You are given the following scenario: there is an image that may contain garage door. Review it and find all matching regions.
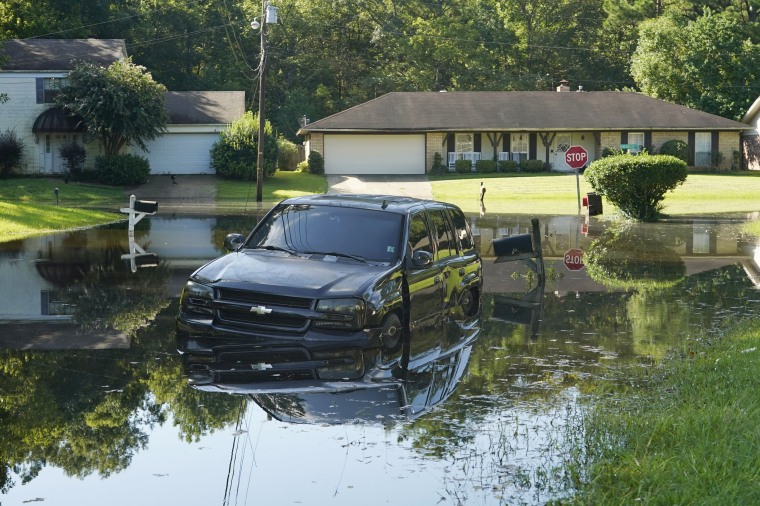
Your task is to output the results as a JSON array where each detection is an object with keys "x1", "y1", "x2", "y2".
[
  {"x1": 137, "y1": 133, "x2": 220, "y2": 175},
  {"x1": 324, "y1": 134, "x2": 425, "y2": 175}
]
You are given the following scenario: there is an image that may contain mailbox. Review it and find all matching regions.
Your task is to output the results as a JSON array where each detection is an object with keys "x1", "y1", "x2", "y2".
[
  {"x1": 133, "y1": 200, "x2": 158, "y2": 214},
  {"x1": 133, "y1": 253, "x2": 159, "y2": 268}
]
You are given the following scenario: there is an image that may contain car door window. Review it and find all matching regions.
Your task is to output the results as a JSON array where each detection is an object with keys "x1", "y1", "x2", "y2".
[
  {"x1": 429, "y1": 209, "x2": 456, "y2": 259},
  {"x1": 408, "y1": 213, "x2": 433, "y2": 256},
  {"x1": 449, "y1": 208, "x2": 474, "y2": 252}
]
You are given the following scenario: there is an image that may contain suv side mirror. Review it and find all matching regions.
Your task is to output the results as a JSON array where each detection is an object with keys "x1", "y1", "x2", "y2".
[
  {"x1": 224, "y1": 233, "x2": 246, "y2": 251},
  {"x1": 411, "y1": 250, "x2": 433, "y2": 267}
]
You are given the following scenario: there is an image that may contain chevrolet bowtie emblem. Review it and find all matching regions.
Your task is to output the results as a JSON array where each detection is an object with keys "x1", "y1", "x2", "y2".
[{"x1": 250, "y1": 305, "x2": 273, "y2": 315}]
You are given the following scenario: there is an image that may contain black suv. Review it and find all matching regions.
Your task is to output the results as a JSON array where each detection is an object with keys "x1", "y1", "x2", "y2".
[{"x1": 176, "y1": 194, "x2": 481, "y2": 354}]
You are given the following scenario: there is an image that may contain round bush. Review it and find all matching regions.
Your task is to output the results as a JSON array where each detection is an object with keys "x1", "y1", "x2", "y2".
[
  {"x1": 211, "y1": 111, "x2": 278, "y2": 180},
  {"x1": 498, "y1": 160, "x2": 518, "y2": 172},
  {"x1": 658, "y1": 139, "x2": 690, "y2": 164},
  {"x1": 584, "y1": 154, "x2": 687, "y2": 221},
  {"x1": 307, "y1": 151, "x2": 324, "y2": 175},
  {"x1": 455, "y1": 159, "x2": 472, "y2": 173},
  {"x1": 94, "y1": 154, "x2": 150, "y2": 185}
]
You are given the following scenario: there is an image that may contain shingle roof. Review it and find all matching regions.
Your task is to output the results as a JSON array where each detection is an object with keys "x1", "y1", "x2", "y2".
[
  {"x1": 0, "y1": 39, "x2": 128, "y2": 71},
  {"x1": 165, "y1": 91, "x2": 245, "y2": 125},
  {"x1": 299, "y1": 91, "x2": 749, "y2": 133}
]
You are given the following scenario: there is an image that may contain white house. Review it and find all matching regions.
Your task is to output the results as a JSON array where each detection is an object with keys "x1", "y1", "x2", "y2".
[{"x1": 0, "y1": 39, "x2": 244, "y2": 175}]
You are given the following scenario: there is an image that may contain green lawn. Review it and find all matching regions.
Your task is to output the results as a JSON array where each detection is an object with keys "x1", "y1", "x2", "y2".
[
  {"x1": 215, "y1": 171, "x2": 328, "y2": 203},
  {"x1": 430, "y1": 171, "x2": 760, "y2": 215}
]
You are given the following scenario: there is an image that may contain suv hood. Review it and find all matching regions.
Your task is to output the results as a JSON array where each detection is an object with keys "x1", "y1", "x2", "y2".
[{"x1": 192, "y1": 250, "x2": 396, "y2": 298}]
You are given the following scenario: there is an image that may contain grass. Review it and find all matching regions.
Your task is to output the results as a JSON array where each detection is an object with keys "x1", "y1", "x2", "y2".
[
  {"x1": 0, "y1": 201, "x2": 121, "y2": 242},
  {"x1": 0, "y1": 177, "x2": 124, "y2": 205},
  {"x1": 215, "y1": 171, "x2": 328, "y2": 203},
  {"x1": 566, "y1": 319, "x2": 760, "y2": 505},
  {"x1": 430, "y1": 171, "x2": 760, "y2": 215}
]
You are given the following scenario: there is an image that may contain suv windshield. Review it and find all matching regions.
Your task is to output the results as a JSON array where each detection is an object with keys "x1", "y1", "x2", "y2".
[{"x1": 246, "y1": 204, "x2": 404, "y2": 264}]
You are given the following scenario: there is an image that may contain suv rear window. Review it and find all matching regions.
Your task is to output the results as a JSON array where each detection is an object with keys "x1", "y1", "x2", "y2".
[{"x1": 246, "y1": 204, "x2": 403, "y2": 263}]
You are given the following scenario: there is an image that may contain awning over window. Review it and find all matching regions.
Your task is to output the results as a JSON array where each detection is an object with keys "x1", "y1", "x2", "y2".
[{"x1": 32, "y1": 106, "x2": 85, "y2": 133}]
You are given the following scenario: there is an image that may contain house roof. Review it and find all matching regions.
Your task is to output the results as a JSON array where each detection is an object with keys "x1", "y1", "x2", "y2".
[
  {"x1": 165, "y1": 91, "x2": 245, "y2": 125},
  {"x1": 298, "y1": 91, "x2": 750, "y2": 134},
  {"x1": 0, "y1": 39, "x2": 128, "y2": 71}
]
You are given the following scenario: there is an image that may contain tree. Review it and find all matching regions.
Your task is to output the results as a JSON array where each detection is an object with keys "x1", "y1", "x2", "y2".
[
  {"x1": 56, "y1": 58, "x2": 168, "y2": 156},
  {"x1": 631, "y1": 10, "x2": 760, "y2": 120},
  {"x1": 584, "y1": 153, "x2": 688, "y2": 221}
]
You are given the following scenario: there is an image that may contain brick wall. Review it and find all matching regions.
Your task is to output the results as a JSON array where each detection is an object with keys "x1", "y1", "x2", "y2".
[{"x1": 425, "y1": 132, "x2": 445, "y2": 173}]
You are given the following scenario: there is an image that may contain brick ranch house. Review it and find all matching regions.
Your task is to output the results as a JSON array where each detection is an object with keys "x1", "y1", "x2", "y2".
[
  {"x1": 298, "y1": 84, "x2": 751, "y2": 175},
  {"x1": 0, "y1": 39, "x2": 244, "y2": 175}
]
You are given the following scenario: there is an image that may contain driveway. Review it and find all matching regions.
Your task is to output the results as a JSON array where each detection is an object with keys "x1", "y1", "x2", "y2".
[{"x1": 327, "y1": 175, "x2": 433, "y2": 199}]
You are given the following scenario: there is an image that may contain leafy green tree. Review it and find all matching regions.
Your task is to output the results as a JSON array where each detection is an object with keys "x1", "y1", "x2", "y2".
[
  {"x1": 631, "y1": 10, "x2": 760, "y2": 119},
  {"x1": 584, "y1": 153, "x2": 688, "y2": 221},
  {"x1": 210, "y1": 110, "x2": 277, "y2": 179},
  {"x1": 56, "y1": 58, "x2": 168, "y2": 156}
]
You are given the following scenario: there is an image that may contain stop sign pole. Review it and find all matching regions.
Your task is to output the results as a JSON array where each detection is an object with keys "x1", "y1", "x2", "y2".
[{"x1": 565, "y1": 146, "x2": 588, "y2": 212}]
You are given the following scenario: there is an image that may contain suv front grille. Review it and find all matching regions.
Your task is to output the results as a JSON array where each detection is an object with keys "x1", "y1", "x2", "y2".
[
  {"x1": 218, "y1": 309, "x2": 309, "y2": 330},
  {"x1": 218, "y1": 288, "x2": 312, "y2": 309}
]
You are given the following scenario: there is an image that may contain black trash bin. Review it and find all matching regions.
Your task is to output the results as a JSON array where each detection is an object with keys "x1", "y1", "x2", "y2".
[{"x1": 586, "y1": 192, "x2": 603, "y2": 216}]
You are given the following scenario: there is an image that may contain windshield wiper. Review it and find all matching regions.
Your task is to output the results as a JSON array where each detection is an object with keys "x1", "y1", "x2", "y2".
[
  {"x1": 302, "y1": 251, "x2": 368, "y2": 263},
  {"x1": 249, "y1": 245, "x2": 298, "y2": 255}
]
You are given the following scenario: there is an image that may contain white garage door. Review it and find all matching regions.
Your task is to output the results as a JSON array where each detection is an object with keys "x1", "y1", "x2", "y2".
[
  {"x1": 324, "y1": 134, "x2": 425, "y2": 175},
  {"x1": 138, "y1": 133, "x2": 219, "y2": 175}
]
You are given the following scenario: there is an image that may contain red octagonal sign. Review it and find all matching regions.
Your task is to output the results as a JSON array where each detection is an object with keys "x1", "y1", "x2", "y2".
[
  {"x1": 564, "y1": 248, "x2": 585, "y2": 271},
  {"x1": 565, "y1": 145, "x2": 588, "y2": 170}
]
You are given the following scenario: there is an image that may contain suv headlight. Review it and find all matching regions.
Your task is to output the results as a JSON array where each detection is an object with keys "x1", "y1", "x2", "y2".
[
  {"x1": 314, "y1": 298, "x2": 366, "y2": 330},
  {"x1": 181, "y1": 281, "x2": 214, "y2": 315}
]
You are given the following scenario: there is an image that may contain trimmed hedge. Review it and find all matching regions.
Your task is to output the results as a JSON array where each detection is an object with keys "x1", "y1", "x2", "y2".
[
  {"x1": 584, "y1": 154, "x2": 687, "y2": 221},
  {"x1": 658, "y1": 139, "x2": 690, "y2": 164},
  {"x1": 520, "y1": 159, "x2": 544, "y2": 172},
  {"x1": 94, "y1": 154, "x2": 150, "y2": 185},
  {"x1": 307, "y1": 151, "x2": 324, "y2": 175},
  {"x1": 498, "y1": 159, "x2": 518, "y2": 172},
  {"x1": 476, "y1": 159, "x2": 497, "y2": 173},
  {"x1": 430, "y1": 152, "x2": 448, "y2": 175},
  {"x1": 455, "y1": 159, "x2": 472, "y2": 173}
]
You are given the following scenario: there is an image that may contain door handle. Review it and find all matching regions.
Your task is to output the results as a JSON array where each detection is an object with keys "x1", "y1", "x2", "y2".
[
  {"x1": 459, "y1": 268, "x2": 465, "y2": 276},
  {"x1": 434, "y1": 276, "x2": 441, "y2": 284}
]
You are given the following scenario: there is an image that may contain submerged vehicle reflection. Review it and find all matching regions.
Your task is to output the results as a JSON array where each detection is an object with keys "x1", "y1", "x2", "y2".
[{"x1": 179, "y1": 317, "x2": 481, "y2": 423}]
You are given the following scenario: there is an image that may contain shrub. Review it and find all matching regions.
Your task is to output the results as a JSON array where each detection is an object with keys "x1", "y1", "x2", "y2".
[
  {"x1": 601, "y1": 146, "x2": 623, "y2": 158},
  {"x1": 476, "y1": 159, "x2": 497, "y2": 173},
  {"x1": 307, "y1": 151, "x2": 324, "y2": 175},
  {"x1": 658, "y1": 139, "x2": 689, "y2": 164},
  {"x1": 498, "y1": 159, "x2": 518, "y2": 172},
  {"x1": 277, "y1": 136, "x2": 301, "y2": 171},
  {"x1": 0, "y1": 130, "x2": 24, "y2": 178},
  {"x1": 59, "y1": 142, "x2": 87, "y2": 178},
  {"x1": 297, "y1": 160, "x2": 309, "y2": 173},
  {"x1": 520, "y1": 159, "x2": 544, "y2": 172},
  {"x1": 430, "y1": 152, "x2": 448, "y2": 175},
  {"x1": 584, "y1": 153, "x2": 687, "y2": 221},
  {"x1": 94, "y1": 154, "x2": 150, "y2": 185},
  {"x1": 455, "y1": 159, "x2": 472, "y2": 173},
  {"x1": 211, "y1": 111, "x2": 278, "y2": 180}
]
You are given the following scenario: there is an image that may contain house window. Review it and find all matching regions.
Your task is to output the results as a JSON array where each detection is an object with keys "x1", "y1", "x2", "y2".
[
  {"x1": 38, "y1": 77, "x2": 68, "y2": 104},
  {"x1": 628, "y1": 132, "x2": 644, "y2": 154},
  {"x1": 695, "y1": 132, "x2": 711, "y2": 166},
  {"x1": 455, "y1": 133, "x2": 473, "y2": 152},
  {"x1": 511, "y1": 134, "x2": 528, "y2": 162}
]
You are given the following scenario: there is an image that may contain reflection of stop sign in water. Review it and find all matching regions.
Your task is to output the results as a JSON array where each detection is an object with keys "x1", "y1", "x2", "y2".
[
  {"x1": 565, "y1": 146, "x2": 588, "y2": 170},
  {"x1": 564, "y1": 248, "x2": 584, "y2": 271}
]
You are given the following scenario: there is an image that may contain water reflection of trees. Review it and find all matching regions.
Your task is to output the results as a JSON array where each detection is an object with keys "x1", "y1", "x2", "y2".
[{"x1": 0, "y1": 301, "x2": 240, "y2": 494}]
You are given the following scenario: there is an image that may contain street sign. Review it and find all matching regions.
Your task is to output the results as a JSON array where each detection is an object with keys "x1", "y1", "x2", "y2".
[
  {"x1": 565, "y1": 145, "x2": 588, "y2": 170},
  {"x1": 563, "y1": 248, "x2": 584, "y2": 271}
]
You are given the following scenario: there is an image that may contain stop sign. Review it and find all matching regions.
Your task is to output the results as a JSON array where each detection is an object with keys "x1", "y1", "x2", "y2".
[
  {"x1": 565, "y1": 146, "x2": 588, "y2": 170},
  {"x1": 564, "y1": 248, "x2": 584, "y2": 271}
]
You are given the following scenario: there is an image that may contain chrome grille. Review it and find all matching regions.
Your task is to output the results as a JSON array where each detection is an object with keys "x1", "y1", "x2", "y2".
[{"x1": 218, "y1": 309, "x2": 308, "y2": 330}]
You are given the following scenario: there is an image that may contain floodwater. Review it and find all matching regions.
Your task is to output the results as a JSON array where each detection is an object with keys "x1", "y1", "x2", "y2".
[{"x1": 1, "y1": 212, "x2": 759, "y2": 505}]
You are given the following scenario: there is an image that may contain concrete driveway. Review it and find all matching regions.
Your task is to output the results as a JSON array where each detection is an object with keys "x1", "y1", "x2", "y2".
[{"x1": 327, "y1": 175, "x2": 433, "y2": 199}]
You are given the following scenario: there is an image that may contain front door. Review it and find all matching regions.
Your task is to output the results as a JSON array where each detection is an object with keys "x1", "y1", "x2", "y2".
[{"x1": 39, "y1": 134, "x2": 72, "y2": 173}]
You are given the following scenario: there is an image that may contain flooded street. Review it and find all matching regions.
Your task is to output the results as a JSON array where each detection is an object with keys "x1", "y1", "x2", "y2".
[{"x1": 1, "y1": 212, "x2": 759, "y2": 505}]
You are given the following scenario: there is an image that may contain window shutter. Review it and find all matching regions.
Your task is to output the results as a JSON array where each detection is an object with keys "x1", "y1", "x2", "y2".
[
  {"x1": 474, "y1": 133, "x2": 481, "y2": 152},
  {"x1": 529, "y1": 133, "x2": 537, "y2": 159},
  {"x1": 447, "y1": 133, "x2": 454, "y2": 154},
  {"x1": 36, "y1": 78, "x2": 44, "y2": 104},
  {"x1": 502, "y1": 133, "x2": 510, "y2": 153},
  {"x1": 644, "y1": 132, "x2": 652, "y2": 152},
  {"x1": 620, "y1": 132, "x2": 628, "y2": 145},
  {"x1": 688, "y1": 131, "x2": 695, "y2": 165},
  {"x1": 711, "y1": 131, "x2": 719, "y2": 159}
]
